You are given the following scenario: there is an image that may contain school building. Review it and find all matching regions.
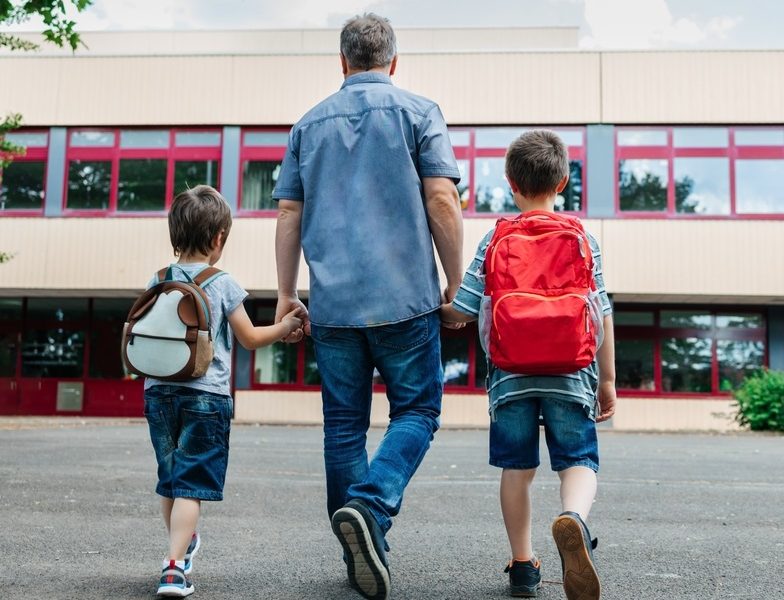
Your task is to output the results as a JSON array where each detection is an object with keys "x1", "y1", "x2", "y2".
[{"x1": 1, "y1": 28, "x2": 782, "y2": 431}]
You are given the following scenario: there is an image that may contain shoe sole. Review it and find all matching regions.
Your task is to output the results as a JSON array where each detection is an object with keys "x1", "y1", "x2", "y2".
[
  {"x1": 510, "y1": 582, "x2": 541, "y2": 597},
  {"x1": 157, "y1": 584, "x2": 194, "y2": 597},
  {"x1": 184, "y1": 534, "x2": 200, "y2": 575},
  {"x1": 552, "y1": 515, "x2": 601, "y2": 600},
  {"x1": 332, "y1": 507, "x2": 390, "y2": 600}
]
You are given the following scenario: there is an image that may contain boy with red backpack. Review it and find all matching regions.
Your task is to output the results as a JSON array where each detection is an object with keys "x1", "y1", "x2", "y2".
[
  {"x1": 127, "y1": 185, "x2": 304, "y2": 597},
  {"x1": 440, "y1": 130, "x2": 616, "y2": 600}
]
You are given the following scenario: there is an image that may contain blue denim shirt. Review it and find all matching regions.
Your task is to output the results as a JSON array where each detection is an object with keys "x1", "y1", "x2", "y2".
[{"x1": 272, "y1": 72, "x2": 461, "y2": 327}]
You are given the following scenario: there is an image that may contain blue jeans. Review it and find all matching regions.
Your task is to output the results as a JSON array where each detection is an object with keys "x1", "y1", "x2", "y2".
[{"x1": 310, "y1": 311, "x2": 443, "y2": 534}]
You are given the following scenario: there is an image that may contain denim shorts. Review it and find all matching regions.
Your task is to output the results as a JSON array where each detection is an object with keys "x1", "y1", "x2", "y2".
[
  {"x1": 144, "y1": 385, "x2": 233, "y2": 501},
  {"x1": 489, "y1": 397, "x2": 599, "y2": 472}
]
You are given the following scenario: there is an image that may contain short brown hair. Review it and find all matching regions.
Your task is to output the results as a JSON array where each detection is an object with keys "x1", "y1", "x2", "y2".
[
  {"x1": 505, "y1": 130, "x2": 569, "y2": 198},
  {"x1": 168, "y1": 185, "x2": 232, "y2": 257},
  {"x1": 340, "y1": 13, "x2": 396, "y2": 70}
]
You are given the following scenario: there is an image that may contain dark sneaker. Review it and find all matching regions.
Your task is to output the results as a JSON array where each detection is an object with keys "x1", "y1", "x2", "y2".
[
  {"x1": 551, "y1": 511, "x2": 600, "y2": 600},
  {"x1": 504, "y1": 557, "x2": 542, "y2": 597},
  {"x1": 157, "y1": 560, "x2": 194, "y2": 597},
  {"x1": 331, "y1": 499, "x2": 390, "y2": 600},
  {"x1": 183, "y1": 532, "x2": 200, "y2": 575}
]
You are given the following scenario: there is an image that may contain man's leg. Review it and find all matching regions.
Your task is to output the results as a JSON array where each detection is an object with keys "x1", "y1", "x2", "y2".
[{"x1": 311, "y1": 324, "x2": 375, "y2": 519}]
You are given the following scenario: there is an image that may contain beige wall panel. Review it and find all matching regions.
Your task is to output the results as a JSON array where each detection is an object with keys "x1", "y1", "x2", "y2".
[
  {"x1": 395, "y1": 53, "x2": 601, "y2": 125},
  {"x1": 0, "y1": 59, "x2": 62, "y2": 125},
  {"x1": 602, "y1": 52, "x2": 784, "y2": 123},
  {"x1": 601, "y1": 220, "x2": 784, "y2": 298},
  {"x1": 613, "y1": 398, "x2": 739, "y2": 432}
]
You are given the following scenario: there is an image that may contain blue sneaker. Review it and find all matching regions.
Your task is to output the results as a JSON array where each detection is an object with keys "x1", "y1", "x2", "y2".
[
  {"x1": 331, "y1": 499, "x2": 390, "y2": 600},
  {"x1": 552, "y1": 512, "x2": 600, "y2": 600},
  {"x1": 157, "y1": 560, "x2": 194, "y2": 597},
  {"x1": 504, "y1": 557, "x2": 542, "y2": 597},
  {"x1": 184, "y1": 532, "x2": 200, "y2": 575}
]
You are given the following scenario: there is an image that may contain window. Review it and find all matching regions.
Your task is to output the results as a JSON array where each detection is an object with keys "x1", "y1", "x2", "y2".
[
  {"x1": 64, "y1": 129, "x2": 221, "y2": 214},
  {"x1": 90, "y1": 299, "x2": 134, "y2": 379},
  {"x1": 616, "y1": 126, "x2": 784, "y2": 217},
  {"x1": 0, "y1": 131, "x2": 48, "y2": 213},
  {"x1": 615, "y1": 306, "x2": 767, "y2": 396},
  {"x1": 239, "y1": 130, "x2": 288, "y2": 213}
]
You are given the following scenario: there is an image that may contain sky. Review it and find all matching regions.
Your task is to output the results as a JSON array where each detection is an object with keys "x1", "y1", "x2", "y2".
[{"x1": 3, "y1": 0, "x2": 783, "y2": 50}]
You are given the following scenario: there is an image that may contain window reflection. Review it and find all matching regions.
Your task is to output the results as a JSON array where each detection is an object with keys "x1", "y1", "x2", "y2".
[
  {"x1": 717, "y1": 340, "x2": 764, "y2": 392},
  {"x1": 616, "y1": 339, "x2": 655, "y2": 391},
  {"x1": 674, "y1": 158, "x2": 730, "y2": 215},
  {"x1": 660, "y1": 311, "x2": 711, "y2": 329},
  {"x1": 0, "y1": 332, "x2": 17, "y2": 377},
  {"x1": 715, "y1": 314, "x2": 763, "y2": 329},
  {"x1": 442, "y1": 335, "x2": 469, "y2": 386},
  {"x1": 90, "y1": 299, "x2": 134, "y2": 379},
  {"x1": 673, "y1": 127, "x2": 728, "y2": 148},
  {"x1": 614, "y1": 311, "x2": 654, "y2": 326},
  {"x1": 174, "y1": 161, "x2": 219, "y2": 195},
  {"x1": 118, "y1": 159, "x2": 167, "y2": 211},
  {"x1": 661, "y1": 337, "x2": 712, "y2": 393},
  {"x1": 67, "y1": 160, "x2": 111, "y2": 210},
  {"x1": 242, "y1": 161, "x2": 281, "y2": 210},
  {"x1": 0, "y1": 161, "x2": 45, "y2": 211},
  {"x1": 22, "y1": 329, "x2": 85, "y2": 378},
  {"x1": 735, "y1": 159, "x2": 784, "y2": 214},
  {"x1": 619, "y1": 159, "x2": 668, "y2": 211},
  {"x1": 456, "y1": 160, "x2": 470, "y2": 209},
  {"x1": 254, "y1": 342, "x2": 297, "y2": 384},
  {"x1": 304, "y1": 337, "x2": 321, "y2": 385}
]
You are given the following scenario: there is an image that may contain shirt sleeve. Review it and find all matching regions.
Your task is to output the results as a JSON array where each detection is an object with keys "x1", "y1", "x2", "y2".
[
  {"x1": 452, "y1": 229, "x2": 494, "y2": 317},
  {"x1": 220, "y1": 274, "x2": 250, "y2": 317},
  {"x1": 271, "y1": 127, "x2": 304, "y2": 201},
  {"x1": 588, "y1": 233, "x2": 613, "y2": 316},
  {"x1": 416, "y1": 104, "x2": 461, "y2": 183}
]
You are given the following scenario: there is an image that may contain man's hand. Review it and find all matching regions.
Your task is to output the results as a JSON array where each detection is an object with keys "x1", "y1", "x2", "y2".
[
  {"x1": 275, "y1": 295, "x2": 310, "y2": 343},
  {"x1": 596, "y1": 380, "x2": 616, "y2": 422}
]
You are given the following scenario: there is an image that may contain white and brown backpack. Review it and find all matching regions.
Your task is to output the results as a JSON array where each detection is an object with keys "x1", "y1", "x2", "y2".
[{"x1": 122, "y1": 265, "x2": 225, "y2": 381}]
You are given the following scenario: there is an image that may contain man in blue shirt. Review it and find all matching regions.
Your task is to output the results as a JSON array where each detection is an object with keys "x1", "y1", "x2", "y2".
[{"x1": 273, "y1": 13, "x2": 463, "y2": 600}]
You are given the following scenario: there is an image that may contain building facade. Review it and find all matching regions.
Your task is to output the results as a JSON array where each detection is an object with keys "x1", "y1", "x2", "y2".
[{"x1": 1, "y1": 30, "x2": 783, "y2": 430}]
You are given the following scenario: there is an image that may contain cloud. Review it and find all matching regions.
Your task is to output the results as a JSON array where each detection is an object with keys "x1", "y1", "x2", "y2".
[{"x1": 580, "y1": 0, "x2": 742, "y2": 49}]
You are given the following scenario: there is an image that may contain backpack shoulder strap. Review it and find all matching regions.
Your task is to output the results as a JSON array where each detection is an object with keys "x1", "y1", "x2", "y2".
[
  {"x1": 156, "y1": 267, "x2": 168, "y2": 284},
  {"x1": 193, "y1": 267, "x2": 225, "y2": 288}
]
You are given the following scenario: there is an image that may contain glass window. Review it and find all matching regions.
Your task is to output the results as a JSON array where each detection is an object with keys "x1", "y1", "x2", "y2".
[
  {"x1": 254, "y1": 342, "x2": 297, "y2": 384},
  {"x1": 456, "y1": 160, "x2": 470, "y2": 209},
  {"x1": 617, "y1": 130, "x2": 667, "y2": 146},
  {"x1": 90, "y1": 299, "x2": 134, "y2": 379},
  {"x1": 734, "y1": 129, "x2": 784, "y2": 146},
  {"x1": 449, "y1": 130, "x2": 470, "y2": 147},
  {"x1": 673, "y1": 127, "x2": 728, "y2": 148},
  {"x1": 120, "y1": 130, "x2": 169, "y2": 149},
  {"x1": 717, "y1": 339, "x2": 765, "y2": 392},
  {"x1": 4, "y1": 132, "x2": 48, "y2": 147},
  {"x1": 557, "y1": 160, "x2": 583, "y2": 212},
  {"x1": 475, "y1": 158, "x2": 514, "y2": 213},
  {"x1": 661, "y1": 337, "x2": 712, "y2": 393},
  {"x1": 27, "y1": 298, "x2": 88, "y2": 321},
  {"x1": 442, "y1": 335, "x2": 469, "y2": 386},
  {"x1": 0, "y1": 161, "x2": 45, "y2": 210},
  {"x1": 0, "y1": 299, "x2": 22, "y2": 321},
  {"x1": 614, "y1": 311, "x2": 655, "y2": 326},
  {"x1": 117, "y1": 159, "x2": 167, "y2": 211},
  {"x1": 735, "y1": 160, "x2": 784, "y2": 214},
  {"x1": 67, "y1": 160, "x2": 111, "y2": 210},
  {"x1": 475, "y1": 128, "x2": 520, "y2": 149},
  {"x1": 616, "y1": 339, "x2": 655, "y2": 391},
  {"x1": 715, "y1": 314, "x2": 763, "y2": 329},
  {"x1": 673, "y1": 157, "x2": 730, "y2": 215},
  {"x1": 174, "y1": 160, "x2": 219, "y2": 195},
  {"x1": 660, "y1": 311, "x2": 711, "y2": 329},
  {"x1": 175, "y1": 132, "x2": 222, "y2": 147},
  {"x1": 242, "y1": 161, "x2": 280, "y2": 211},
  {"x1": 70, "y1": 131, "x2": 115, "y2": 147},
  {"x1": 619, "y1": 159, "x2": 668, "y2": 211},
  {"x1": 475, "y1": 341, "x2": 488, "y2": 389},
  {"x1": 0, "y1": 331, "x2": 17, "y2": 377},
  {"x1": 21, "y1": 329, "x2": 85, "y2": 378},
  {"x1": 244, "y1": 132, "x2": 289, "y2": 147},
  {"x1": 304, "y1": 337, "x2": 320, "y2": 385}
]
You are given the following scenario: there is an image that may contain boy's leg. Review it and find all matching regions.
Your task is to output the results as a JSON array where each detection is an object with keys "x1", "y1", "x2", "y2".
[
  {"x1": 168, "y1": 498, "x2": 201, "y2": 560},
  {"x1": 500, "y1": 468, "x2": 537, "y2": 560},
  {"x1": 161, "y1": 497, "x2": 174, "y2": 531},
  {"x1": 558, "y1": 466, "x2": 597, "y2": 520}
]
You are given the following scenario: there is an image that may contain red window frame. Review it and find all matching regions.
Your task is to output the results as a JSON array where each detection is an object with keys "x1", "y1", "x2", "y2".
[
  {"x1": 0, "y1": 129, "x2": 49, "y2": 217},
  {"x1": 614, "y1": 305, "x2": 768, "y2": 398},
  {"x1": 615, "y1": 126, "x2": 784, "y2": 219},
  {"x1": 63, "y1": 128, "x2": 222, "y2": 216},
  {"x1": 237, "y1": 128, "x2": 289, "y2": 217}
]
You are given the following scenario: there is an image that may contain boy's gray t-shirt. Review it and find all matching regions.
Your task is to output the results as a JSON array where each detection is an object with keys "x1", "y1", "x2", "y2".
[
  {"x1": 143, "y1": 263, "x2": 248, "y2": 398},
  {"x1": 453, "y1": 226, "x2": 613, "y2": 418}
]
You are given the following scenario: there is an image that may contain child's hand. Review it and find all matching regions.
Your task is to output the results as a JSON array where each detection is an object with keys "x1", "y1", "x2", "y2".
[
  {"x1": 440, "y1": 303, "x2": 467, "y2": 330},
  {"x1": 281, "y1": 308, "x2": 304, "y2": 337},
  {"x1": 596, "y1": 381, "x2": 617, "y2": 422}
]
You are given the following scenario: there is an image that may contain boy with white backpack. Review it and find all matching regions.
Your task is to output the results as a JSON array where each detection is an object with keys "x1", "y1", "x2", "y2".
[
  {"x1": 440, "y1": 130, "x2": 616, "y2": 600},
  {"x1": 124, "y1": 185, "x2": 303, "y2": 597}
]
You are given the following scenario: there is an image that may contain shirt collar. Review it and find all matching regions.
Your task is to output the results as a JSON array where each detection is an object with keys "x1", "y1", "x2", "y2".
[{"x1": 340, "y1": 72, "x2": 393, "y2": 89}]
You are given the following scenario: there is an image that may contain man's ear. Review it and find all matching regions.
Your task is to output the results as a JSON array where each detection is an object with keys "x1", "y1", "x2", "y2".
[
  {"x1": 555, "y1": 174, "x2": 569, "y2": 193},
  {"x1": 389, "y1": 55, "x2": 398, "y2": 76},
  {"x1": 340, "y1": 53, "x2": 348, "y2": 75}
]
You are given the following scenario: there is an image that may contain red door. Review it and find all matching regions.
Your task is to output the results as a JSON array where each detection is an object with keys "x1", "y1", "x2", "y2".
[{"x1": 0, "y1": 328, "x2": 20, "y2": 414}]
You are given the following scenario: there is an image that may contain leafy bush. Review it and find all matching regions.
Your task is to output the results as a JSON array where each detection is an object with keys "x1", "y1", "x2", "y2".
[{"x1": 734, "y1": 370, "x2": 784, "y2": 432}]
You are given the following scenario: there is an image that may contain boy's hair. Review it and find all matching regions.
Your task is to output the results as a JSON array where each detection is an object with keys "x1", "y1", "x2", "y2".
[
  {"x1": 505, "y1": 130, "x2": 569, "y2": 198},
  {"x1": 340, "y1": 13, "x2": 396, "y2": 70},
  {"x1": 168, "y1": 185, "x2": 232, "y2": 257}
]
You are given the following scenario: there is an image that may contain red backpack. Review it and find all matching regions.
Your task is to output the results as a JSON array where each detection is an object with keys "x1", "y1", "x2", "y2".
[{"x1": 483, "y1": 210, "x2": 602, "y2": 375}]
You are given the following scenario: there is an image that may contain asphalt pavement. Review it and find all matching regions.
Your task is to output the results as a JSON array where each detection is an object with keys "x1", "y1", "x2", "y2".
[{"x1": 0, "y1": 419, "x2": 782, "y2": 599}]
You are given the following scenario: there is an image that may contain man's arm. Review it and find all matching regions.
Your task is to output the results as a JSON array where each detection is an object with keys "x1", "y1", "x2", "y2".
[
  {"x1": 596, "y1": 315, "x2": 616, "y2": 422},
  {"x1": 275, "y1": 199, "x2": 309, "y2": 339},
  {"x1": 423, "y1": 177, "x2": 464, "y2": 302}
]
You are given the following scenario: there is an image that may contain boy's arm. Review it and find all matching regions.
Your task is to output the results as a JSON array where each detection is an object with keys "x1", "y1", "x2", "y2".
[
  {"x1": 228, "y1": 303, "x2": 303, "y2": 351},
  {"x1": 595, "y1": 314, "x2": 616, "y2": 422}
]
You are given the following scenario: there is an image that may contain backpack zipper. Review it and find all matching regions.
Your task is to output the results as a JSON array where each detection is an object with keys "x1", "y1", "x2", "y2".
[{"x1": 492, "y1": 291, "x2": 589, "y2": 341}]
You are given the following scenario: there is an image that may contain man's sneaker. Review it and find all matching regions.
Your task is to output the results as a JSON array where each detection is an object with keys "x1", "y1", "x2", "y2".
[
  {"x1": 551, "y1": 511, "x2": 600, "y2": 600},
  {"x1": 331, "y1": 499, "x2": 390, "y2": 600},
  {"x1": 504, "y1": 557, "x2": 542, "y2": 597},
  {"x1": 183, "y1": 533, "x2": 200, "y2": 575},
  {"x1": 157, "y1": 560, "x2": 194, "y2": 597}
]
